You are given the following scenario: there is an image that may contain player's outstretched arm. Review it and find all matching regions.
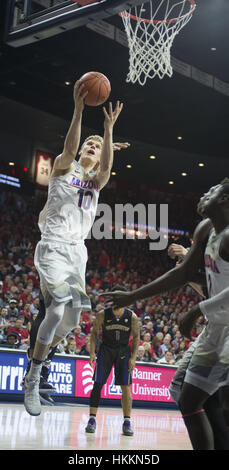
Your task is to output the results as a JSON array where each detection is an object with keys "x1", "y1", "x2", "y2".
[
  {"x1": 89, "y1": 310, "x2": 104, "y2": 367},
  {"x1": 102, "y1": 219, "x2": 212, "y2": 308},
  {"x1": 53, "y1": 81, "x2": 88, "y2": 173},
  {"x1": 94, "y1": 101, "x2": 123, "y2": 190}
]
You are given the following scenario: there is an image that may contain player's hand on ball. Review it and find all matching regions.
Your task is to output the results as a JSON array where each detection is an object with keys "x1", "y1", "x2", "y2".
[{"x1": 73, "y1": 80, "x2": 88, "y2": 111}]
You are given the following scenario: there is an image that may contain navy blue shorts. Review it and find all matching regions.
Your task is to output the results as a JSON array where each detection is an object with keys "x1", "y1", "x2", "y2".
[{"x1": 93, "y1": 343, "x2": 132, "y2": 386}]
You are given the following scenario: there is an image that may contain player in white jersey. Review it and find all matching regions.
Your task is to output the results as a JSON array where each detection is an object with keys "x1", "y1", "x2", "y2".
[
  {"x1": 24, "y1": 80, "x2": 124, "y2": 416},
  {"x1": 168, "y1": 243, "x2": 229, "y2": 449},
  {"x1": 105, "y1": 178, "x2": 229, "y2": 449}
]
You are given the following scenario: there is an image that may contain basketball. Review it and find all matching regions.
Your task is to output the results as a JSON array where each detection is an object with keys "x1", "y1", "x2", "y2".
[{"x1": 79, "y1": 71, "x2": 111, "y2": 106}]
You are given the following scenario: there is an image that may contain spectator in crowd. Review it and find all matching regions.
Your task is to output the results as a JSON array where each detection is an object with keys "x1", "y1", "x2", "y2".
[
  {"x1": 65, "y1": 337, "x2": 77, "y2": 355},
  {"x1": 90, "y1": 272, "x2": 103, "y2": 290},
  {"x1": 140, "y1": 315, "x2": 151, "y2": 336},
  {"x1": 144, "y1": 321, "x2": 154, "y2": 339},
  {"x1": 7, "y1": 299, "x2": 19, "y2": 323},
  {"x1": 140, "y1": 331, "x2": 153, "y2": 350},
  {"x1": 20, "y1": 302, "x2": 32, "y2": 325},
  {"x1": 73, "y1": 325, "x2": 86, "y2": 353},
  {"x1": 13, "y1": 258, "x2": 24, "y2": 274},
  {"x1": 136, "y1": 345, "x2": 146, "y2": 361},
  {"x1": 157, "y1": 350, "x2": 176, "y2": 365},
  {"x1": 24, "y1": 251, "x2": 34, "y2": 270},
  {"x1": 84, "y1": 313, "x2": 96, "y2": 335},
  {"x1": 160, "y1": 334, "x2": 172, "y2": 357},
  {"x1": 7, "y1": 318, "x2": 30, "y2": 348},
  {"x1": 153, "y1": 319, "x2": 164, "y2": 334},
  {"x1": 30, "y1": 296, "x2": 40, "y2": 315},
  {"x1": 0, "y1": 307, "x2": 12, "y2": 343},
  {"x1": 174, "y1": 340, "x2": 187, "y2": 362},
  {"x1": 141, "y1": 342, "x2": 153, "y2": 362},
  {"x1": 141, "y1": 331, "x2": 152, "y2": 344},
  {"x1": 56, "y1": 337, "x2": 68, "y2": 354},
  {"x1": 151, "y1": 336, "x2": 162, "y2": 360},
  {"x1": 171, "y1": 330, "x2": 183, "y2": 350},
  {"x1": 155, "y1": 332, "x2": 164, "y2": 343},
  {"x1": 134, "y1": 301, "x2": 146, "y2": 318},
  {"x1": 0, "y1": 332, "x2": 21, "y2": 349}
]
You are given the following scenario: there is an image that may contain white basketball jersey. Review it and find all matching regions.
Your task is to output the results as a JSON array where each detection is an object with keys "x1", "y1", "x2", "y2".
[
  {"x1": 204, "y1": 226, "x2": 229, "y2": 298},
  {"x1": 40, "y1": 160, "x2": 100, "y2": 242}
]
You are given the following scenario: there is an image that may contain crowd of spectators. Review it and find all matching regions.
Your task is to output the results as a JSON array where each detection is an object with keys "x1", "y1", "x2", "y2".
[{"x1": 0, "y1": 188, "x2": 205, "y2": 365}]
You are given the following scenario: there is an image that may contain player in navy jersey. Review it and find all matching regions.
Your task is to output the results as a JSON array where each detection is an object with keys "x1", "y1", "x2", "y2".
[
  {"x1": 85, "y1": 286, "x2": 140, "y2": 436},
  {"x1": 105, "y1": 179, "x2": 229, "y2": 449}
]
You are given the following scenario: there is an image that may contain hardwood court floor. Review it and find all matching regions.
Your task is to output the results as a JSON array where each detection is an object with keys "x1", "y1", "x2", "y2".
[{"x1": 0, "y1": 402, "x2": 191, "y2": 450}]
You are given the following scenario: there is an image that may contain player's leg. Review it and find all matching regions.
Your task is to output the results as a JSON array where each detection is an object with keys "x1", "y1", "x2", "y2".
[
  {"x1": 170, "y1": 340, "x2": 229, "y2": 449},
  {"x1": 24, "y1": 298, "x2": 66, "y2": 416},
  {"x1": 85, "y1": 345, "x2": 115, "y2": 433},
  {"x1": 120, "y1": 385, "x2": 133, "y2": 436},
  {"x1": 50, "y1": 304, "x2": 82, "y2": 347},
  {"x1": 25, "y1": 241, "x2": 90, "y2": 415},
  {"x1": 169, "y1": 339, "x2": 196, "y2": 403},
  {"x1": 85, "y1": 382, "x2": 104, "y2": 433},
  {"x1": 178, "y1": 382, "x2": 214, "y2": 449},
  {"x1": 24, "y1": 300, "x2": 83, "y2": 414},
  {"x1": 28, "y1": 294, "x2": 46, "y2": 359},
  {"x1": 23, "y1": 292, "x2": 57, "y2": 404},
  {"x1": 204, "y1": 390, "x2": 229, "y2": 449},
  {"x1": 29, "y1": 242, "x2": 77, "y2": 367},
  {"x1": 115, "y1": 346, "x2": 133, "y2": 436}
]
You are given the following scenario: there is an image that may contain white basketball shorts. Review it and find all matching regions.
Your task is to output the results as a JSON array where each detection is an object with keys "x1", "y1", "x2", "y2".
[{"x1": 34, "y1": 239, "x2": 91, "y2": 310}]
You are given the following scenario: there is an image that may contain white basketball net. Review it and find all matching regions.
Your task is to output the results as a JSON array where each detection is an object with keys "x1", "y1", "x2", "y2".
[{"x1": 120, "y1": 0, "x2": 196, "y2": 85}]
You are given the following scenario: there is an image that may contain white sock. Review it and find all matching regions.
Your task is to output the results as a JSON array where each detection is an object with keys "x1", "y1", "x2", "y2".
[{"x1": 27, "y1": 362, "x2": 42, "y2": 381}]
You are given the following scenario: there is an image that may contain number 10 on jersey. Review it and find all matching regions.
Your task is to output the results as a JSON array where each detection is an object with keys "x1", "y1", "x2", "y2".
[{"x1": 77, "y1": 189, "x2": 93, "y2": 210}]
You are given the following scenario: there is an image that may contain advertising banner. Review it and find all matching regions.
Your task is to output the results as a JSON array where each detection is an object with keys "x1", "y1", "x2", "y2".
[
  {"x1": 0, "y1": 351, "x2": 75, "y2": 396},
  {"x1": 76, "y1": 360, "x2": 176, "y2": 403},
  {"x1": 0, "y1": 350, "x2": 176, "y2": 405}
]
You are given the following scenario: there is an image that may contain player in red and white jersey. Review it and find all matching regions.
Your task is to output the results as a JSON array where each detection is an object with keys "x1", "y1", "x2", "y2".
[{"x1": 106, "y1": 178, "x2": 229, "y2": 449}]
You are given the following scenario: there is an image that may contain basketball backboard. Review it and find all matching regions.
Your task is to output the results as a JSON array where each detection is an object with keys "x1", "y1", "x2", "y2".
[{"x1": 4, "y1": 0, "x2": 144, "y2": 47}]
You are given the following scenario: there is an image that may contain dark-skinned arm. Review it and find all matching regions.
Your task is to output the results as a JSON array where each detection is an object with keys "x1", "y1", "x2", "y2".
[
  {"x1": 129, "y1": 313, "x2": 140, "y2": 372},
  {"x1": 89, "y1": 310, "x2": 104, "y2": 367},
  {"x1": 103, "y1": 219, "x2": 212, "y2": 308}
]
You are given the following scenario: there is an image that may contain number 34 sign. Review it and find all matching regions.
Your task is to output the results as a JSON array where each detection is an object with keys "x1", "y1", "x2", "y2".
[{"x1": 35, "y1": 151, "x2": 54, "y2": 188}]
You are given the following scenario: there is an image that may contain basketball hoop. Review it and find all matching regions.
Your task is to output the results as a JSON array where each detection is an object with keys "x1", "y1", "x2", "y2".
[{"x1": 119, "y1": 0, "x2": 196, "y2": 85}]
